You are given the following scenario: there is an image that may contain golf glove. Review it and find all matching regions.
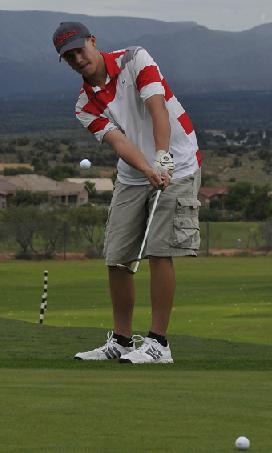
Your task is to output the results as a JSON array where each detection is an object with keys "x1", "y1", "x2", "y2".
[{"x1": 154, "y1": 150, "x2": 174, "y2": 174}]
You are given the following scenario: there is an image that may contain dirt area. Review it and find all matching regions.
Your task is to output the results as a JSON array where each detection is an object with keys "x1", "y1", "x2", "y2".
[{"x1": 0, "y1": 249, "x2": 271, "y2": 261}]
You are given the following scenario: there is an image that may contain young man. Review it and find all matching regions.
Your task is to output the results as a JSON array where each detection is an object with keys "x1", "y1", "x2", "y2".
[{"x1": 53, "y1": 21, "x2": 201, "y2": 364}]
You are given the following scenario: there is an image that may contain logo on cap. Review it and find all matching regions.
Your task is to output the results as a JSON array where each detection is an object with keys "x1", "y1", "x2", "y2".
[{"x1": 53, "y1": 31, "x2": 78, "y2": 47}]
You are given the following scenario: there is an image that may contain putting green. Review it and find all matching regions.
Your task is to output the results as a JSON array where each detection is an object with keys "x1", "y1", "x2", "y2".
[{"x1": 1, "y1": 367, "x2": 272, "y2": 453}]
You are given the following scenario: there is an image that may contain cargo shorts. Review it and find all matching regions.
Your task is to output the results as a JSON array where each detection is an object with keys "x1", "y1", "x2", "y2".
[{"x1": 103, "y1": 169, "x2": 201, "y2": 266}]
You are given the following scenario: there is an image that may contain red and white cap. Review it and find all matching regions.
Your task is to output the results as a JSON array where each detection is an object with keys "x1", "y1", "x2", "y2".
[{"x1": 53, "y1": 21, "x2": 92, "y2": 58}]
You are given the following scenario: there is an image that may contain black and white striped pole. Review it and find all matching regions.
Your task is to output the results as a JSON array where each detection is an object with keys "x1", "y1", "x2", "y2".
[
  {"x1": 39, "y1": 270, "x2": 48, "y2": 324},
  {"x1": 43, "y1": 270, "x2": 48, "y2": 312}
]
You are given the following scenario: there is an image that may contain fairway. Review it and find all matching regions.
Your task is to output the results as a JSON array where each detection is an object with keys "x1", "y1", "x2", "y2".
[{"x1": 1, "y1": 257, "x2": 272, "y2": 452}]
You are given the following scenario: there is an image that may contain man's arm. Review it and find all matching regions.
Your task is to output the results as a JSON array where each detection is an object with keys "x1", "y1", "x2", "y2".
[
  {"x1": 145, "y1": 94, "x2": 170, "y2": 152},
  {"x1": 145, "y1": 94, "x2": 174, "y2": 179},
  {"x1": 104, "y1": 129, "x2": 164, "y2": 188}
]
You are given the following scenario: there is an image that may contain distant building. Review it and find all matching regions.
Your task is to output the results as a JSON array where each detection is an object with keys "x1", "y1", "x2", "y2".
[
  {"x1": 206, "y1": 129, "x2": 226, "y2": 139},
  {"x1": 0, "y1": 163, "x2": 33, "y2": 171},
  {"x1": 0, "y1": 174, "x2": 88, "y2": 207},
  {"x1": 66, "y1": 178, "x2": 114, "y2": 193},
  {"x1": 0, "y1": 178, "x2": 17, "y2": 208},
  {"x1": 198, "y1": 186, "x2": 229, "y2": 209}
]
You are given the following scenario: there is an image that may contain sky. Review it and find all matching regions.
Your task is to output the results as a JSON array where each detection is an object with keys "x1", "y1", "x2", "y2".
[{"x1": 0, "y1": 0, "x2": 271, "y2": 31}]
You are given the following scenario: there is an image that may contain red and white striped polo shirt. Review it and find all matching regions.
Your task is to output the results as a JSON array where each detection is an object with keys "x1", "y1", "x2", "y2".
[{"x1": 76, "y1": 47, "x2": 202, "y2": 185}]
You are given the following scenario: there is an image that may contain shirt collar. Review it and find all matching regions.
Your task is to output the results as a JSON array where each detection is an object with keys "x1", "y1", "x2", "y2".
[{"x1": 100, "y1": 51, "x2": 121, "y2": 79}]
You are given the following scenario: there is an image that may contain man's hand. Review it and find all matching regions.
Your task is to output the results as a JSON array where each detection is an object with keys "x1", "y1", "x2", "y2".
[
  {"x1": 153, "y1": 150, "x2": 174, "y2": 175},
  {"x1": 144, "y1": 166, "x2": 170, "y2": 189}
]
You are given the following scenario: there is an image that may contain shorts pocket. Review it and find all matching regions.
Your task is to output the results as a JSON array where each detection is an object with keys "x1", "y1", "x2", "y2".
[{"x1": 171, "y1": 197, "x2": 201, "y2": 249}]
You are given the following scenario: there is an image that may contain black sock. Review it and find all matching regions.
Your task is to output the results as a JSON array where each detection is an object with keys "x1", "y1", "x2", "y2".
[
  {"x1": 147, "y1": 331, "x2": 167, "y2": 347},
  {"x1": 113, "y1": 333, "x2": 133, "y2": 347}
]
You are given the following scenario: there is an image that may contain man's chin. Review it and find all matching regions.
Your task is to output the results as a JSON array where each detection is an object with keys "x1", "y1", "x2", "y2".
[{"x1": 80, "y1": 68, "x2": 94, "y2": 79}]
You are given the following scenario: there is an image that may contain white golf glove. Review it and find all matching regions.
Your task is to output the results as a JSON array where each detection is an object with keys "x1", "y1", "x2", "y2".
[{"x1": 153, "y1": 150, "x2": 174, "y2": 174}]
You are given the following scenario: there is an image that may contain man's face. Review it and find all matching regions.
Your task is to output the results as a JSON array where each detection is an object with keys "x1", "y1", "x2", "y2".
[{"x1": 63, "y1": 36, "x2": 100, "y2": 79}]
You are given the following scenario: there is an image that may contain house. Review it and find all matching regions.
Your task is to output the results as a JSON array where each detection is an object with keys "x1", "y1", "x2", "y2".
[
  {"x1": 1, "y1": 174, "x2": 88, "y2": 207},
  {"x1": 0, "y1": 177, "x2": 17, "y2": 209},
  {"x1": 198, "y1": 186, "x2": 229, "y2": 209},
  {"x1": 66, "y1": 178, "x2": 114, "y2": 193}
]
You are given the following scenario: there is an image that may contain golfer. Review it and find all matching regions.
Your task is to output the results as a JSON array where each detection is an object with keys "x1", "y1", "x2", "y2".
[{"x1": 53, "y1": 22, "x2": 201, "y2": 364}]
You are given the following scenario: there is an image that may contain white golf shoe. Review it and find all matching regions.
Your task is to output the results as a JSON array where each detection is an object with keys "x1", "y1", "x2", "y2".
[
  {"x1": 74, "y1": 331, "x2": 135, "y2": 360},
  {"x1": 119, "y1": 337, "x2": 174, "y2": 364}
]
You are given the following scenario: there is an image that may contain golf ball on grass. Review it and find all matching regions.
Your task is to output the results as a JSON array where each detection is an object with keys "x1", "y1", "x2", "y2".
[
  {"x1": 80, "y1": 159, "x2": 91, "y2": 169},
  {"x1": 235, "y1": 436, "x2": 250, "y2": 450}
]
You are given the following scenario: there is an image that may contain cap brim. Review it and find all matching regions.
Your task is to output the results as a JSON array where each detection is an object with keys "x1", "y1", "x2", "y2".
[{"x1": 59, "y1": 37, "x2": 86, "y2": 57}]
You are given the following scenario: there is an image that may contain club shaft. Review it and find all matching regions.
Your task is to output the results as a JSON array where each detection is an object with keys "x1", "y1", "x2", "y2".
[{"x1": 133, "y1": 189, "x2": 162, "y2": 271}]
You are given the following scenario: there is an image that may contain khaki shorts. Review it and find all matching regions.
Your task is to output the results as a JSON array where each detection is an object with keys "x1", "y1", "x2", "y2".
[{"x1": 104, "y1": 169, "x2": 201, "y2": 266}]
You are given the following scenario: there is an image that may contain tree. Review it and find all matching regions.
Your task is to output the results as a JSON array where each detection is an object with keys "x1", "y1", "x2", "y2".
[
  {"x1": 84, "y1": 181, "x2": 96, "y2": 200},
  {"x1": 225, "y1": 183, "x2": 272, "y2": 220},
  {"x1": 47, "y1": 165, "x2": 78, "y2": 181},
  {"x1": 259, "y1": 218, "x2": 272, "y2": 249},
  {"x1": 244, "y1": 186, "x2": 272, "y2": 220},
  {"x1": 9, "y1": 190, "x2": 49, "y2": 206},
  {"x1": 225, "y1": 182, "x2": 251, "y2": 211},
  {"x1": 38, "y1": 209, "x2": 72, "y2": 258},
  {"x1": 70, "y1": 204, "x2": 108, "y2": 257},
  {"x1": 3, "y1": 206, "x2": 40, "y2": 257}
]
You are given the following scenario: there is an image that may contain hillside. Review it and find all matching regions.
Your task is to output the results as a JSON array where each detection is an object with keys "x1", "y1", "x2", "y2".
[
  {"x1": 0, "y1": 11, "x2": 272, "y2": 97},
  {"x1": 0, "y1": 132, "x2": 271, "y2": 188}
]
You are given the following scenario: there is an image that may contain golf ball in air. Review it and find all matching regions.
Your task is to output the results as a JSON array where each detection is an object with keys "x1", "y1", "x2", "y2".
[
  {"x1": 235, "y1": 436, "x2": 250, "y2": 450},
  {"x1": 80, "y1": 159, "x2": 91, "y2": 169}
]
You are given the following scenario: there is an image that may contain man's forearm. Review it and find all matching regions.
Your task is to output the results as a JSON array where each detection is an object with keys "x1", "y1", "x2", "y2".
[
  {"x1": 104, "y1": 129, "x2": 150, "y2": 173},
  {"x1": 145, "y1": 94, "x2": 171, "y2": 152},
  {"x1": 151, "y1": 107, "x2": 171, "y2": 152},
  {"x1": 104, "y1": 128, "x2": 165, "y2": 188}
]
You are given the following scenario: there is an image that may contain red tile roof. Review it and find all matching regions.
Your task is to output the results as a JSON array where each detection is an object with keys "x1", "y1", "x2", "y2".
[{"x1": 199, "y1": 187, "x2": 228, "y2": 199}]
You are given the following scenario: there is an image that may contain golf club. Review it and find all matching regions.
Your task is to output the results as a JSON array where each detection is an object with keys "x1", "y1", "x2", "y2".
[{"x1": 116, "y1": 188, "x2": 162, "y2": 274}]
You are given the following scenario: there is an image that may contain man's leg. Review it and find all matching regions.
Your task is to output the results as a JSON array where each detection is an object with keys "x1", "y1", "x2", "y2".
[
  {"x1": 118, "y1": 256, "x2": 175, "y2": 364},
  {"x1": 149, "y1": 256, "x2": 176, "y2": 336},
  {"x1": 108, "y1": 267, "x2": 135, "y2": 338}
]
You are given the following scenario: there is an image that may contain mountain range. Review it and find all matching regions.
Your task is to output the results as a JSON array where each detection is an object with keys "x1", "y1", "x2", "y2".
[{"x1": 0, "y1": 10, "x2": 271, "y2": 98}]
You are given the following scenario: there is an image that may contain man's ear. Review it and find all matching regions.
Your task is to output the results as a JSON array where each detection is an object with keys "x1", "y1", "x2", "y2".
[{"x1": 87, "y1": 35, "x2": 97, "y2": 47}]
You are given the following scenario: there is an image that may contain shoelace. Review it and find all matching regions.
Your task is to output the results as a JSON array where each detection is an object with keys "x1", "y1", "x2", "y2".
[
  {"x1": 101, "y1": 331, "x2": 117, "y2": 353},
  {"x1": 102, "y1": 332, "x2": 146, "y2": 353},
  {"x1": 131, "y1": 334, "x2": 144, "y2": 346}
]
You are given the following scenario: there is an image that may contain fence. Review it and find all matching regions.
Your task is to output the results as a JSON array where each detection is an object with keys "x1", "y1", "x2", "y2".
[
  {"x1": 0, "y1": 220, "x2": 270, "y2": 259},
  {"x1": 199, "y1": 221, "x2": 267, "y2": 255}
]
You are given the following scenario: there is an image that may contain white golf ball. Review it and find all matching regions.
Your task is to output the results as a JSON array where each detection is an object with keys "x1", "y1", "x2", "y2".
[
  {"x1": 235, "y1": 436, "x2": 250, "y2": 450},
  {"x1": 80, "y1": 159, "x2": 91, "y2": 169}
]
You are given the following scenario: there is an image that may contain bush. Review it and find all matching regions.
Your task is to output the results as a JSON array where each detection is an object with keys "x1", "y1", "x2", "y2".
[
  {"x1": 259, "y1": 218, "x2": 272, "y2": 249},
  {"x1": 199, "y1": 207, "x2": 222, "y2": 221}
]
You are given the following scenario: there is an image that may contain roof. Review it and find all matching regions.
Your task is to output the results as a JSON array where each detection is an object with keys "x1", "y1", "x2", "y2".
[
  {"x1": 66, "y1": 178, "x2": 114, "y2": 192},
  {"x1": 4, "y1": 175, "x2": 87, "y2": 195},
  {"x1": 0, "y1": 176, "x2": 17, "y2": 194},
  {"x1": 0, "y1": 163, "x2": 33, "y2": 171},
  {"x1": 199, "y1": 187, "x2": 229, "y2": 199}
]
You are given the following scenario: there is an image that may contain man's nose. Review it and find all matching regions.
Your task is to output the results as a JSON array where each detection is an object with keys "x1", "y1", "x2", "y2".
[{"x1": 74, "y1": 51, "x2": 84, "y2": 65}]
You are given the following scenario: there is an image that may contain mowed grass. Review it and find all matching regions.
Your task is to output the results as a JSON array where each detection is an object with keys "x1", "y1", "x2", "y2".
[
  {"x1": 0, "y1": 257, "x2": 271, "y2": 344},
  {"x1": 1, "y1": 368, "x2": 271, "y2": 453},
  {"x1": 0, "y1": 257, "x2": 272, "y2": 452}
]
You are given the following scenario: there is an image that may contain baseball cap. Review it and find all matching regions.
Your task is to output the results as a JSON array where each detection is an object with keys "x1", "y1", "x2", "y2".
[{"x1": 53, "y1": 22, "x2": 92, "y2": 58}]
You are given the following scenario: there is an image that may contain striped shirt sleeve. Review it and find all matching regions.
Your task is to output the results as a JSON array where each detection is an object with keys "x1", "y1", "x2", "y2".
[
  {"x1": 75, "y1": 89, "x2": 118, "y2": 143},
  {"x1": 131, "y1": 48, "x2": 165, "y2": 102}
]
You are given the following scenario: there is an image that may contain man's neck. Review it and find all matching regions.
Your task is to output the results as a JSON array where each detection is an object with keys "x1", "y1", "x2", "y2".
[{"x1": 86, "y1": 53, "x2": 107, "y2": 88}]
